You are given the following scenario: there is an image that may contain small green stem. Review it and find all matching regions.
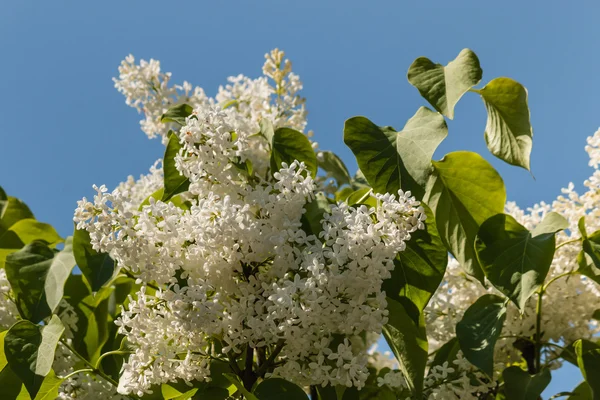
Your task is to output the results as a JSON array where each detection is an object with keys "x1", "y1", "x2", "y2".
[
  {"x1": 535, "y1": 290, "x2": 544, "y2": 372},
  {"x1": 95, "y1": 350, "x2": 130, "y2": 370},
  {"x1": 61, "y1": 340, "x2": 121, "y2": 389},
  {"x1": 61, "y1": 368, "x2": 94, "y2": 381},
  {"x1": 543, "y1": 271, "x2": 574, "y2": 291},
  {"x1": 556, "y1": 238, "x2": 580, "y2": 250}
]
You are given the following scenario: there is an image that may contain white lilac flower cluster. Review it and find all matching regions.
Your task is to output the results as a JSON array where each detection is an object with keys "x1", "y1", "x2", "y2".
[
  {"x1": 75, "y1": 50, "x2": 426, "y2": 396},
  {"x1": 377, "y1": 352, "x2": 495, "y2": 399},
  {"x1": 425, "y1": 127, "x2": 600, "y2": 368},
  {"x1": 113, "y1": 49, "x2": 307, "y2": 145}
]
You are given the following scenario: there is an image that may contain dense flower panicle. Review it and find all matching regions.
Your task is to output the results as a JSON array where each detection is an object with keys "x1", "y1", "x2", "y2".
[
  {"x1": 74, "y1": 49, "x2": 427, "y2": 395},
  {"x1": 425, "y1": 127, "x2": 600, "y2": 369},
  {"x1": 114, "y1": 49, "x2": 307, "y2": 146}
]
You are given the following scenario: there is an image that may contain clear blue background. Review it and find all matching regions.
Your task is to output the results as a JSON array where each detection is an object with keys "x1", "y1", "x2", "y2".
[{"x1": 0, "y1": 1, "x2": 596, "y2": 396}]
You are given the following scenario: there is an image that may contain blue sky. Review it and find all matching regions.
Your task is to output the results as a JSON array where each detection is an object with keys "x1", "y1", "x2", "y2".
[{"x1": 0, "y1": 1, "x2": 597, "y2": 396}]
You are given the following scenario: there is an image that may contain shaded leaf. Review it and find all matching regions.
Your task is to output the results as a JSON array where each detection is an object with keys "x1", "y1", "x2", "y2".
[
  {"x1": 4, "y1": 316, "x2": 64, "y2": 398},
  {"x1": 476, "y1": 212, "x2": 565, "y2": 309},
  {"x1": 301, "y1": 193, "x2": 331, "y2": 237},
  {"x1": 456, "y1": 294, "x2": 506, "y2": 376},
  {"x1": 382, "y1": 204, "x2": 447, "y2": 323},
  {"x1": 502, "y1": 366, "x2": 551, "y2": 400},
  {"x1": 382, "y1": 297, "x2": 428, "y2": 396},
  {"x1": 161, "y1": 104, "x2": 193, "y2": 126},
  {"x1": 344, "y1": 107, "x2": 447, "y2": 199},
  {"x1": 253, "y1": 378, "x2": 309, "y2": 400},
  {"x1": 574, "y1": 339, "x2": 600, "y2": 399},
  {"x1": 424, "y1": 151, "x2": 506, "y2": 282},
  {"x1": 73, "y1": 228, "x2": 117, "y2": 292},
  {"x1": 568, "y1": 382, "x2": 594, "y2": 399},
  {"x1": 270, "y1": 128, "x2": 317, "y2": 178},
  {"x1": 162, "y1": 132, "x2": 190, "y2": 201},
  {"x1": 318, "y1": 151, "x2": 351, "y2": 187},
  {"x1": 407, "y1": 48, "x2": 482, "y2": 119},
  {"x1": 5, "y1": 241, "x2": 56, "y2": 323}
]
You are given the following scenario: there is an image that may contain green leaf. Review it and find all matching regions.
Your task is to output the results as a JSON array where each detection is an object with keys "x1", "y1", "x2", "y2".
[
  {"x1": 73, "y1": 287, "x2": 114, "y2": 364},
  {"x1": 345, "y1": 188, "x2": 377, "y2": 208},
  {"x1": 5, "y1": 241, "x2": 56, "y2": 323},
  {"x1": 0, "y1": 186, "x2": 7, "y2": 219},
  {"x1": 0, "y1": 219, "x2": 62, "y2": 270},
  {"x1": 0, "y1": 330, "x2": 26, "y2": 398},
  {"x1": 574, "y1": 339, "x2": 600, "y2": 399},
  {"x1": 301, "y1": 193, "x2": 331, "y2": 237},
  {"x1": 162, "y1": 132, "x2": 190, "y2": 201},
  {"x1": 223, "y1": 373, "x2": 258, "y2": 400},
  {"x1": 4, "y1": 316, "x2": 64, "y2": 398},
  {"x1": 343, "y1": 107, "x2": 447, "y2": 199},
  {"x1": 161, "y1": 104, "x2": 193, "y2": 126},
  {"x1": 456, "y1": 294, "x2": 506, "y2": 376},
  {"x1": 382, "y1": 297, "x2": 428, "y2": 396},
  {"x1": 382, "y1": 204, "x2": 447, "y2": 323},
  {"x1": 476, "y1": 212, "x2": 565, "y2": 309},
  {"x1": 31, "y1": 370, "x2": 64, "y2": 400},
  {"x1": 568, "y1": 382, "x2": 594, "y2": 400},
  {"x1": 44, "y1": 236, "x2": 76, "y2": 313},
  {"x1": 0, "y1": 196, "x2": 34, "y2": 230},
  {"x1": 73, "y1": 228, "x2": 117, "y2": 292},
  {"x1": 407, "y1": 48, "x2": 482, "y2": 119},
  {"x1": 253, "y1": 378, "x2": 309, "y2": 400},
  {"x1": 424, "y1": 151, "x2": 506, "y2": 282},
  {"x1": 577, "y1": 228, "x2": 600, "y2": 286},
  {"x1": 429, "y1": 337, "x2": 460, "y2": 372},
  {"x1": 259, "y1": 118, "x2": 275, "y2": 144},
  {"x1": 270, "y1": 127, "x2": 317, "y2": 178},
  {"x1": 318, "y1": 151, "x2": 351, "y2": 187},
  {"x1": 502, "y1": 366, "x2": 551, "y2": 400},
  {"x1": 477, "y1": 77, "x2": 533, "y2": 170}
]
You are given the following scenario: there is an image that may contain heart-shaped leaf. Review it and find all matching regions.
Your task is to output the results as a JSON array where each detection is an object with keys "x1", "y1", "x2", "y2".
[
  {"x1": 456, "y1": 294, "x2": 506, "y2": 376},
  {"x1": 344, "y1": 107, "x2": 447, "y2": 199},
  {"x1": 574, "y1": 339, "x2": 600, "y2": 398},
  {"x1": 476, "y1": 212, "x2": 567, "y2": 309},
  {"x1": 424, "y1": 151, "x2": 506, "y2": 282},
  {"x1": 407, "y1": 49, "x2": 482, "y2": 119},
  {"x1": 4, "y1": 315, "x2": 64, "y2": 398}
]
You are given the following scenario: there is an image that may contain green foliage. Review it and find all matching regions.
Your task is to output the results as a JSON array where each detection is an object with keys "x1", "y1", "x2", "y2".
[
  {"x1": 318, "y1": 151, "x2": 351, "y2": 187},
  {"x1": 424, "y1": 151, "x2": 506, "y2": 282},
  {"x1": 574, "y1": 340, "x2": 600, "y2": 399},
  {"x1": 73, "y1": 228, "x2": 116, "y2": 292},
  {"x1": 382, "y1": 204, "x2": 447, "y2": 322},
  {"x1": 344, "y1": 107, "x2": 447, "y2": 199},
  {"x1": 456, "y1": 294, "x2": 506, "y2": 377},
  {"x1": 4, "y1": 316, "x2": 64, "y2": 398},
  {"x1": 577, "y1": 218, "x2": 600, "y2": 285},
  {"x1": 161, "y1": 104, "x2": 194, "y2": 126},
  {"x1": 300, "y1": 193, "x2": 331, "y2": 236},
  {"x1": 270, "y1": 127, "x2": 317, "y2": 178},
  {"x1": 568, "y1": 382, "x2": 594, "y2": 399},
  {"x1": 382, "y1": 297, "x2": 428, "y2": 396},
  {"x1": 44, "y1": 236, "x2": 76, "y2": 313},
  {"x1": 429, "y1": 337, "x2": 460, "y2": 371},
  {"x1": 5, "y1": 241, "x2": 56, "y2": 323},
  {"x1": 502, "y1": 366, "x2": 551, "y2": 400},
  {"x1": 253, "y1": 378, "x2": 309, "y2": 400},
  {"x1": 477, "y1": 77, "x2": 533, "y2": 170},
  {"x1": 407, "y1": 48, "x2": 482, "y2": 119},
  {"x1": 162, "y1": 131, "x2": 190, "y2": 201},
  {"x1": 476, "y1": 212, "x2": 567, "y2": 309}
]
